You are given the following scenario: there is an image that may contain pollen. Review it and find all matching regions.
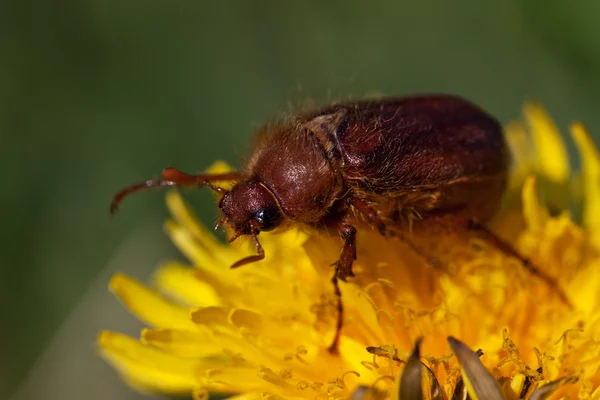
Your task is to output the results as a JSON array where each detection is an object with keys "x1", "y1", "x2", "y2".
[{"x1": 99, "y1": 105, "x2": 600, "y2": 399}]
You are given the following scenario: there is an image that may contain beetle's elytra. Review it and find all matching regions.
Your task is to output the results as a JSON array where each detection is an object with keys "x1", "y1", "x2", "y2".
[{"x1": 112, "y1": 94, "x2": 568, "y2": 352}]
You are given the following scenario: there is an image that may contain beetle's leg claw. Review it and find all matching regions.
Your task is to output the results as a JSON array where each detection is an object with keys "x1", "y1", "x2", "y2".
[{"x1": 332, "y1": 260, "x2": 355, "y2": 282}]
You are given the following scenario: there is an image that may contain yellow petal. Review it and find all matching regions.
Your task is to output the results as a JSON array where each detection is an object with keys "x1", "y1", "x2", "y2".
[
  {"x1": 164, "y1": 219, "x2": 240, "y2": 273},
  {"x1": 141, "y1": 328, "x2": 222, "y2": 358},
  {"x1": 205, "y1": 365, "x2": 296, "y2": 392},
  {"x1": 205, "y1": 160, "x2": 238, "y2": 191},
  {"x1": 505, "y1": 120, "x2": 533, "y2": 188},
  {"x1": 521, "y1": 176, "x2": 549, "y2": 233},
  {"x1": 191, "y1": 306, "x2": 232, "y2": 327},
  {"x1": 98, "y1": 330, "x2": 199, "y2": 394},
  {"x1": 228, "y1": 308, "x2": 264, "y2": 333},
  {"x1": 508, "y1": 373, "x2": 525, "y2": 399},
  {"x1": 567, "y1": 258, "x2": 600, "y2": 316},
  {"x1": 110, "y1": 273, "x2": 197, "y2": 331},
  {"x1": 153, "y1": 262, "x2": 222, "y2": 307},
  {"x1": 524, "y1": 102, "x2": 570, "y2": 183},
  {"x1": 166, "y1": 190, "x2": 230, "y2": 259},
  {"x1": 226, "y1": 393, "x2": 282, "y2": 400},
  {"x1": 571, "y1": 122, "x2": 600, "y2": 247}
]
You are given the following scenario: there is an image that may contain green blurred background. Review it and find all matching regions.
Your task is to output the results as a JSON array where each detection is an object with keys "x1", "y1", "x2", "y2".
[{"x1": 2, "y1": 1, "x2": 599, "y2": 398}]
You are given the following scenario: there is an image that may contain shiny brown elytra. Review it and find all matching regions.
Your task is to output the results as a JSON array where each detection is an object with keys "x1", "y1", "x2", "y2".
[{"x1": 111, "y1": 94, "x2": 568, "y2": 352}]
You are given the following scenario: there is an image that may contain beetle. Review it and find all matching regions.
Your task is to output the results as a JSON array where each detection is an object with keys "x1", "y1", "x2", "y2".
[{"x1": 111, "y1": 94, "x2": 568, "y2": 351}]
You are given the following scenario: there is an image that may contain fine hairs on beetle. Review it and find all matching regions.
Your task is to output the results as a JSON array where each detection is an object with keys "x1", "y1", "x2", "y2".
[{"x1": 111, "y1": 94, "x2": 570, "y2": 353}]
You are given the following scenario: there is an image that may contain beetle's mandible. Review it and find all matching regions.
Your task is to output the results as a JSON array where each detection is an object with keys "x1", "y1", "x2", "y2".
[{"x1": 111, "y1": 94, "x2": 568, "y2": 352}]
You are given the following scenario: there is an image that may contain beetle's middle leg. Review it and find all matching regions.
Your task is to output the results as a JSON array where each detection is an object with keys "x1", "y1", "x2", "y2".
[
  {"x1": 328, "y1": 270, "x2": 344, "y2": 354},
  {"x1": 350, "y1": 197, "x2": 387, "y2": 235},
  {"x1": 350, "y1": 198, "x2": 443, "y2": 269}
]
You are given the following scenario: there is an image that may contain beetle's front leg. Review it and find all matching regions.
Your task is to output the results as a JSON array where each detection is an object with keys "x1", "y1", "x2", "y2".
[
  {"x1": 326, "y1": 222, "x2": 356, "y2": 354},
  {"x1": 350, "y1": 198, "x2": 386, "y2": 235},
  {"x1": 334, "y1": 223, "x2": 357, "y2": 281}
]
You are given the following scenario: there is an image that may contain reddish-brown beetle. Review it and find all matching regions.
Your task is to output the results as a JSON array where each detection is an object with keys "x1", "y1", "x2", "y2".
[{"x1": 112, "y1": 95, "x2": 568, "y2": 351}]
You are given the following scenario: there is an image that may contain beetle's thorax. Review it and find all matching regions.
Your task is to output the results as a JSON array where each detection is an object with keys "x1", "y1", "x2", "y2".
[{"x1": 244, "y1": 117, "x2": 347, "y2": 223}]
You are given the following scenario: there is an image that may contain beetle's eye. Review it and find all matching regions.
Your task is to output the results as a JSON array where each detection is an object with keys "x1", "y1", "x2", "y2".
[{"x1": 254, "y1": 207, "x2": 282, "y2": 232}]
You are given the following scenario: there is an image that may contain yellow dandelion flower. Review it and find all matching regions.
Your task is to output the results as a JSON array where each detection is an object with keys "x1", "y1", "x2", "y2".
[{"x1": 99, "y1": 105, "x2": 600, "y2": 400}]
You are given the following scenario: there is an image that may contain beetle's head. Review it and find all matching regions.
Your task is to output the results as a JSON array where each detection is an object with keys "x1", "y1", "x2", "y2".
[
  {"x1": 110, "y1": 168, "x2": 277, "y2": 268},
  {"x1": 219, "y1": 180, "x2": 284, "y2": 236}
]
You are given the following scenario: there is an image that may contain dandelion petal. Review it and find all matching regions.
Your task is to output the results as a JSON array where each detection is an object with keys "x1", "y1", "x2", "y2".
[
  {"x1": 522, "y1": 176, "x2": 549, "y2": 233},
  {"x1": 153, "y1": 262, "x2": 222, "y2": 307},
  {"x1": 571, "y1": 122, "x2": 600, "y2": 247},
  {"x1": 524, "y1": 102, "x2": 570, "y2": 183},
  {"x1": 109, "y1": 273, "x2": 196, "y2": 330},
  {"x1": 98, "y1": 330, "x2": 198, "y2": 394}
]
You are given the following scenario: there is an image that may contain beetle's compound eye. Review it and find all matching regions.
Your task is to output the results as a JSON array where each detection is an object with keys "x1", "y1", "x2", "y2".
[{"x1": 254, "y1": 206, "x2": 283, "y2": 232}]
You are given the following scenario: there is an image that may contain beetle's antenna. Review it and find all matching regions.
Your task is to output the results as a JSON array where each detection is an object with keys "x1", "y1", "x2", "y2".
[
  {"x1": 163, "y1": 168, "x2": 233, "y2": 195},
  {"x1": 228, "y1": 232, "x2": 242, "y2": 243},
  {"x1": 111, "y1": 179, "x2": 176, "y2": 214},
  {"x1": 110, "y1": 167, "x2": 244, "y2": 214},
  {"x1": 214, "y1": 216, "x2": 227, "y2": 231},
  {"x1": 230, "y1": 231, "x2": 265, "y2": 269}
]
